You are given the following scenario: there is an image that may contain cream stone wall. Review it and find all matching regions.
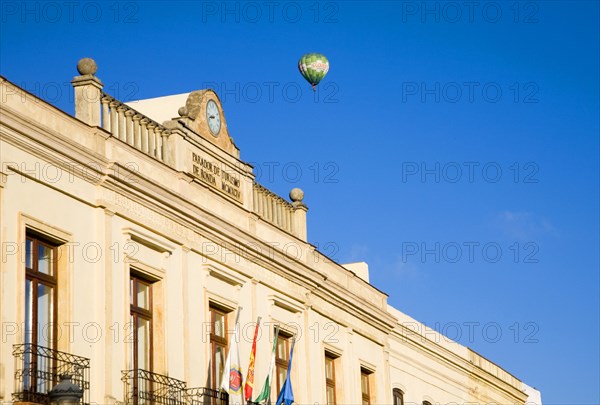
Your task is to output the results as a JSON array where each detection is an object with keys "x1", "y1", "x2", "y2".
[{"x1": 0, "y1": 72, "x2": 535, "y2": 405}]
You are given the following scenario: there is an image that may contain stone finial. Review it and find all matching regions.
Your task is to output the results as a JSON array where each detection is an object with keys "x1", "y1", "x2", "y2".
[
  {"x1": 72, "y1": 58, "x2": 102, "y2": 126},
  {"x1": 178, "y1": 106, "x2": 188, "y2": 117},
  {"x1": 289, "y1": 187, "x2": 308, "y2": 240},
  {"x1": 76, "y1": 58, "x2": 97, "y2": 76},
  {"x1": 289, "y1": 188, "x2": 304, "y2": 203}
]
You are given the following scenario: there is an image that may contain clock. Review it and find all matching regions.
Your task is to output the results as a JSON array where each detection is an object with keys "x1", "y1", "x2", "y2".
[{"x1": 206, "y1": 99, "x2": 221, "y2": 136}]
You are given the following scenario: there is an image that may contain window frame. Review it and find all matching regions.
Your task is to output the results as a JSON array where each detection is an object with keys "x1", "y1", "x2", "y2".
[
  {"x1": 23, "y1": 234, "x2": 59, "y2": 394},
  {"x1": 25, "y1": 235, "x2": 59, "y2": 349},
  {"x1": 275, "y1": 331, "x2": 291, "y2": 393},
  {"x1": 209, "y1": 305, "x2": 229, "y2": 391},
  {"x1": 360, "y1": 368, "x2": 372, "y2": 405},
  {"x1": 130, "y1": 274, "x2": 153, "y2": 373},
  {"x1": 324, "y1": 353, "x2": 337, "y2": 405},
  {"x1": 393, "y1": 388, "x2": 404, "y2": 405}
]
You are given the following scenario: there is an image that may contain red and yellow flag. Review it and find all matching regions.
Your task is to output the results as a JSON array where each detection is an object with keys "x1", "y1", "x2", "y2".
[{"x1": 244, "y1": 317, "x2": 261, "y2": 401}]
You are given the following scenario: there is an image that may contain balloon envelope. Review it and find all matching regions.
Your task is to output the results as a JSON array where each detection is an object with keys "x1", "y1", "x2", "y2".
[{"x1": 298, "y1": 53, "x2": 329, "y2": 90}]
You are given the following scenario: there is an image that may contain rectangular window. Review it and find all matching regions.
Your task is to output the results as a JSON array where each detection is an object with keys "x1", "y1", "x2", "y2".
[
  {"x1": 361, "y1": 369, "x2": 372, "y2": 405},
  {"x1": 25, "y1": 236, "x2": 58, "y2": 347},
  {"x1": 275, "y1": 333, "x2": 291, "y2": 393},
  {"x1": 325, "y1": 354, "x2": 337, "y2": 405},
  {"x1": 210, "y1": 306, "x2": 228, "y2": 391},
  {"x1": 24, "y1": 235, "x2": 58, "y2": 393},
  {"x1": 130, "y1": 275, "x2": 153, "y2": 372}
]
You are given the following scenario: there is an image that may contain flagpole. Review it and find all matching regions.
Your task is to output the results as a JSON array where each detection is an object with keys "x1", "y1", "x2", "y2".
[
  {"x1": 234, "y1": 306, "x2": 242, "y2": 329},
  {"x1": 267, "y1": 326, "x2": 280, "y2": 405},
  {"x1": 245, "y1": 316, "x2": 262, "y2": 405},
  {"x1": 275, "y1": 333, "x2": 295, "y2": 405},
  {"x1": 221, "y1": 306, "x2": 244, "y2": 403},
  {"x1": 234, "y1": 306, "x2": 242, "y2": 348},
  {"x1": 255, "y1": 324, "x2": 279, "y2": 404},
  {"x1": 273, "y1": 325, "x2": 280, "y2": 348}
]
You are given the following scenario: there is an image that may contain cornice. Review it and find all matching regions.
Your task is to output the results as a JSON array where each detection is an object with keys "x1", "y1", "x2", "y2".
[
  {"x1": 0, "y1": 106, "x2": 109, "y2": 183},
  {"x1": 388, "y1": 327, "x2": 527, "y2": 402}
]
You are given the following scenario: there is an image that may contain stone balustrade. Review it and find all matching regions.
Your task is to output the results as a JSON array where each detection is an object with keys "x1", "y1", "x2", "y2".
[
  {"x1": 100, "y1": 93, "x2": 169, "y2": 162},
  {"x1": 252, "y1": 182, "x2": 295, "y2": 234}
]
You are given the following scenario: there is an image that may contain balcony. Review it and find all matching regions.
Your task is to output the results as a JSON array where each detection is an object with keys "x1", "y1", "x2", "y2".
[
  {"x1": 185, "y1": 387, "x2": 229, "y2": 405},
  {"x1": 12, "y1": 343, "x2": 91, "y2": 405},
  {"x1": 122, "y1": 369, "x2": 187, "y2": 405}
]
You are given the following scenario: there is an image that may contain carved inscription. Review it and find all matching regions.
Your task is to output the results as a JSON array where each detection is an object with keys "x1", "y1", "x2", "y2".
[{"x1": 191, "y1": 152, "x2": 242, "y2": 202}]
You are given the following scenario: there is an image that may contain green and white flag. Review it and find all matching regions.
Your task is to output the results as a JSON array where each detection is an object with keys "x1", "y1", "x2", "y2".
[{"x1": 254, "y1": 326, "x2": 280, "y2": 403}]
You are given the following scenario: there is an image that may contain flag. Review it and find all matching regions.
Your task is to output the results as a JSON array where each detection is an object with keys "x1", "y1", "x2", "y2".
[
  {"x1": 244, "y1": 317, "x2": 261, "y2": 401},
  {"x1": 254, "y1": 326, "x2": 279, "y2": 403},
  {"x1": 275, "y1": 337, "x2": 295, "y2": 405},
  {"x1": 221, "y1": 308, "x2": 244, "y2": 405}
]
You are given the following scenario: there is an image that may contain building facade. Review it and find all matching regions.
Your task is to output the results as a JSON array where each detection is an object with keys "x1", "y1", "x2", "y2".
[{"x1": 0, "y1": 59, "x2": 540, "y2": 405}]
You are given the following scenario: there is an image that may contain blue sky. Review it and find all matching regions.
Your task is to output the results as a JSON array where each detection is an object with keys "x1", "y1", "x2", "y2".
[{"x1": 1, "y1": 1, "x2": 598, "y2": 403}]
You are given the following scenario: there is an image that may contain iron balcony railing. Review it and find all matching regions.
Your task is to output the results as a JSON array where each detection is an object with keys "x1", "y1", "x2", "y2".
[
  {"x1": 185, "y1": 387, "x2": 229, "y2": 405},
  {"x1": 12, "y1": 343, "x2": 90, "y2": 405},
  {"x1": 122, "y1": 369, "x2": 187, "y2": 405}
]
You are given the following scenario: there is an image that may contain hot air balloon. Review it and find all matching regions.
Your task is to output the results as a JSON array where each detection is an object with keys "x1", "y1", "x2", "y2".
[{"x1": 298, "y1": 53, "x2": 329, "y2": 92}]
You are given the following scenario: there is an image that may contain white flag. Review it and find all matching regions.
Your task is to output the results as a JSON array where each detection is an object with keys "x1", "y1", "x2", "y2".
[{"x1": 221, "y1": 308, "x2": 244, "y2": 405}]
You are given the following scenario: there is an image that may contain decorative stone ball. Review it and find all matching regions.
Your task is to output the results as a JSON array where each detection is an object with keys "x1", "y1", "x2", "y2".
[
  {"x1": 289, "y1": 188, "x2": 304, "y2": 202},
  {"x1": 77, "y1": 58, "x2": 97, "y2": 75},
  {"x1": 178, "y1": 106, "x2": 188, "y2": 117}
]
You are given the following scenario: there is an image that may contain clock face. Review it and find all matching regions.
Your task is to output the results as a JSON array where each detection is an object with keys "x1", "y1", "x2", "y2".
[{"x1": 206, "y1": 99, "x2": 221, "y2": 136}]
